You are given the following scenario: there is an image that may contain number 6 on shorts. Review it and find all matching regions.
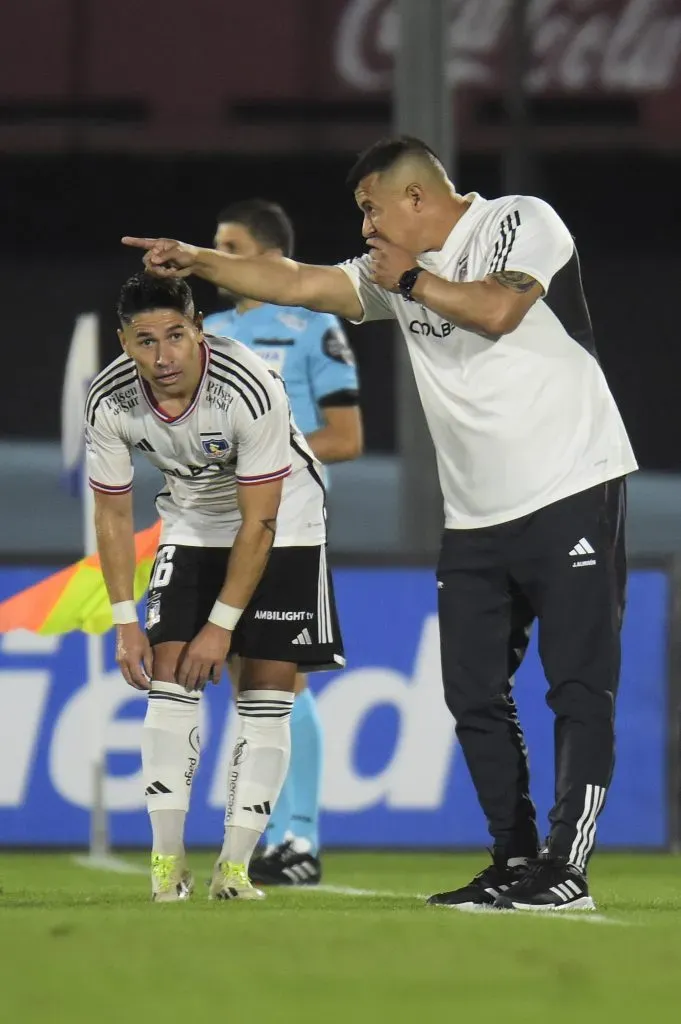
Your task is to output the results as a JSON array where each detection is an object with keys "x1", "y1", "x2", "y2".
[{"x1": 150, "y1": 545, "x2": 176, "y2": 589}]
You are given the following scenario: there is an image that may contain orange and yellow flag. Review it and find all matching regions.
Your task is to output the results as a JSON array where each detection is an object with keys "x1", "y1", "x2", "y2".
[{"x1": 0, "y1": 521, "x2": 161, "y2": 635}]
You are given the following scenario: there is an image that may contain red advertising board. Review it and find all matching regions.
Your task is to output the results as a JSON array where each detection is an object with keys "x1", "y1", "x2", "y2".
[{"x1": 0, "y1": 0, "x2": 679, "y2": 151}]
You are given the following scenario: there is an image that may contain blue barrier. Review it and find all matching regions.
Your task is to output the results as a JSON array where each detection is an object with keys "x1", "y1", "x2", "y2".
[{"x1": 0, "y1": 566, "x2": 669, "y2": 848}]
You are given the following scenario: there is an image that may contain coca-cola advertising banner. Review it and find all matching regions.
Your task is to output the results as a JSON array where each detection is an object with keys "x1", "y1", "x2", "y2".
[
  {"x1": 332, "y1": 0, "x2": 681, "y2": 95},
  {"x1": 2, "y1": 0, "x2": 680, "y2": 151}
]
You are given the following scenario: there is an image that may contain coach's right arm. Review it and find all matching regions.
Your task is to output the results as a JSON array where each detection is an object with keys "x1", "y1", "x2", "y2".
[{"x1": 122, "y1": 235, "x2": 366, "y2": 322}]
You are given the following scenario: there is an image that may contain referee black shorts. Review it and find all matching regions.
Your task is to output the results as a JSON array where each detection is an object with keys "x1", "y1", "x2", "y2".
[{"x1": 145, "y1": 543, "x2": 345, "y2": 673}]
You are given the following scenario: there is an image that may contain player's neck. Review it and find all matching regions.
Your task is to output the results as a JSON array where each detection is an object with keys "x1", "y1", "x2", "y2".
[
  {"x1": 235, "y1": 297, "x2": 263, "y2": 315},
  {"x1": 420, "y1": 194, "x2": 474, "y2": 253}
]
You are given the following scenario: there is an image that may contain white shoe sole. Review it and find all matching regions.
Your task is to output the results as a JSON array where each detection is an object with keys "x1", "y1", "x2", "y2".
[
  {"x1": 428, "y1": 900, "x2": 497, "y2": 911},
  {"x1": 506, "y1": 896, "x2": 596, "y2": 912}
]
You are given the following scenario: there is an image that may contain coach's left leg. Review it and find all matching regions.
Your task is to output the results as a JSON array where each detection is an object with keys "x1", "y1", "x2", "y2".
[
  {"x1": 524, "y1": 480, "x2": 626, "y2": 871},
  {"x1": 494, "y1": 480, "x2": 626, "y2": 910}
]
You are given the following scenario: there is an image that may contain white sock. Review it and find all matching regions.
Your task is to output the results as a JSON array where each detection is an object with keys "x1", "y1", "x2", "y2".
[
  {"x1": 150, "y1": 810, "x2": 187, "y2": 858},
  {"x1": 143, "y1": 681, "x2": 201, "y2": 857},
  {"x1": 219, "y1": 689, "x2": 294, "y2": 866}
]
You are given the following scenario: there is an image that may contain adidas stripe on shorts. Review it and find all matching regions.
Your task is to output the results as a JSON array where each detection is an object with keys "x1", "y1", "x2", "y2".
[{"x1": 145, "y1": 544, "x2": 345, "y2": 673}]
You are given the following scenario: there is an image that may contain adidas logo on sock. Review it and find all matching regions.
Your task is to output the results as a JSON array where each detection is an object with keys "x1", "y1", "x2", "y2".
[
  {"x1": 145, "y1": 781, "x2": 172, "y2": 795},
  {"x1": 569, "y1": 537, "x2": 595, "y2": 557},
  {"x1": 292, "y1": 628, "x2": 313, "y2": 646},
  {"x1": 242, "y1": 802, "x2": 272, "y2": 815}
]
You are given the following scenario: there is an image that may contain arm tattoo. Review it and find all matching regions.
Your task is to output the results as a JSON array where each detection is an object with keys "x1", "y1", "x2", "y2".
[{"x1": 491, "y1": 270, "x2": 538, "y2": 293}]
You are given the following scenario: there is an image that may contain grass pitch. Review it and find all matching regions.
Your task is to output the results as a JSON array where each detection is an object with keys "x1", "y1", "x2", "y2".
[{"x1": 1, "y1": 852, "x2": 680, "y2": 1023}]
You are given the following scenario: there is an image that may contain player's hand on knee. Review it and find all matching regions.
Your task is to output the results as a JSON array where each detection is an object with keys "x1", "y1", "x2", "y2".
[
  {"x1": 115, "y1": 623, "x2": 153, "y2": 691},
  {"x1": 121, "y1": 236, "x2": 197, "y2": 278},
  {"x1": 176, "y1": 623, "x2": 232, "y2": 692}
]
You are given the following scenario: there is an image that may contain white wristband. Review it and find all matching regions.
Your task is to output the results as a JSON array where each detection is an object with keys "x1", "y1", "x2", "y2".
[
  {"x1": 208, "y1": 601, "x2": 243, "y2": 631},
  {"x1": 111, "y1": 601, "x2": 138, "y2": 625}
]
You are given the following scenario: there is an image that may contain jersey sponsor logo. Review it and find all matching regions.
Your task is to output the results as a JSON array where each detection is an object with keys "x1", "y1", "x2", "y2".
[
  {"x1": 201, "y1": 436, "x2": 230, "y2": 459},
  {"x1": 253, "y1": 610, "x2": 315, "y2": 622},
  {"x1": 409, "y1": 320, "x2": 455, "y2": 339},
  {"x1": 164, "y1": 463, "x2": 226, "y2": 481},
  {"x1": 205, "y1": 379, "x2": 233, "y2": 412},
  {"x1": 104, "y1": 384, "x2": 139, "y2": 415}
]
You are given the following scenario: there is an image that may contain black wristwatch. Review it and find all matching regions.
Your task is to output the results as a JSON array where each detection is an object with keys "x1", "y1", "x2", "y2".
[{"x1": 398, "y1": 266, "x2": 424, "y2": 302}]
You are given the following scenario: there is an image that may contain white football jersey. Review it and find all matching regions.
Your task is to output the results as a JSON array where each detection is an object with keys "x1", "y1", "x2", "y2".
[
  {"x1": 339, "y1": 193, "x2": 637, "y2": 529},
  {"x1": 84, "y1": 335, "x2": 326, "y2": 547}
]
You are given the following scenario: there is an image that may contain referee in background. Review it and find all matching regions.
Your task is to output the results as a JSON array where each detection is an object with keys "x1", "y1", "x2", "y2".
[
  {"x1": 204, "y1": 198, "x2": 362, "y2": 886},
  {"x1": 124, "y1": 135, "x2": 638, "y2": 912}
]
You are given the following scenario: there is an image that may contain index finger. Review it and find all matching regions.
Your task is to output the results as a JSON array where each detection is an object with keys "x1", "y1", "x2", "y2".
[{"x1": 121, "y1": 236, "x2": 160, "y2": 250}]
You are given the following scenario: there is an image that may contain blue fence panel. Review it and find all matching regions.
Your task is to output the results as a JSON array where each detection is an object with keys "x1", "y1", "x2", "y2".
[{"x1": 0, "y1": 566, "x2": 669, "y2": 847}]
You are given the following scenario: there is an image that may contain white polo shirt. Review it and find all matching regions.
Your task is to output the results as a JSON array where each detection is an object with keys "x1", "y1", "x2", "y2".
[{"x1": 339, "y1": 193, "x2": 637, "y2": 530}]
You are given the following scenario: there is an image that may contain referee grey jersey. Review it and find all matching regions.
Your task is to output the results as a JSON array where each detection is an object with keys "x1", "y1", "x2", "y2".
[
  {"x1": 84, "y1": 335, "x2": 326, "y2": 548},
  {"x1": 340, "y1": 193, "x2": 637, "y2": 529}
]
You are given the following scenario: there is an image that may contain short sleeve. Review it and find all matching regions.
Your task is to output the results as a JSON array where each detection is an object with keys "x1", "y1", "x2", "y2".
[
  {"x1": 234, "y1": 372, "x2": 293, "y2": 486},
  {"x1": 337, "y1": 255, "x2": 396, "y2": 325},
  {"x1": 84, "y1": 409, "x2": 134, "y2": 495},
  {"x1": 486, "y1": 196, "x2": 574, "y2": 295},
  {"x1": 306, "y1": 315, "x2": 359, "y2": 404}
]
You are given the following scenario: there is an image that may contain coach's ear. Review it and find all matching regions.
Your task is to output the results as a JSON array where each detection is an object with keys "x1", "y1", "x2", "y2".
[
  {"x1": 195, "y1": 312, "x2": 204, "y2": 335},
  {"x1": 117, "y1": 328, "x2": 127, "y2": 352}
]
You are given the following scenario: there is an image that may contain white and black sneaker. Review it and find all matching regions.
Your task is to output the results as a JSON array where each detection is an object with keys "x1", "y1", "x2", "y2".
[
  {"x1": 248, "y1": 839, "x2": 322, "y2": 887},
  {"x1": 426, "y1": 855, "x2": 529, "y2": 910},
  {"x1": 494, "y1": 855, "x2": 595, "y2": 911}
]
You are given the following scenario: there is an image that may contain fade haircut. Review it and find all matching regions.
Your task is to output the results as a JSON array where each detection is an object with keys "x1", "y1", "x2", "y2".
[
  {"x1": 346, "y1": 136, "x2": 443, "y2": 192},
  {"x1": 216, "y1": 198, "x2": 295, "y2": 258},
  {"x1": 117, "y1": 272, "x2": 195, "y2": 325}
]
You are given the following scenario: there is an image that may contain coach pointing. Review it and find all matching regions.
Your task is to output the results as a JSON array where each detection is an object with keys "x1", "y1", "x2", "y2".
[{"x1": 124, "y1": 136, "x2": 637, "y2": 911}]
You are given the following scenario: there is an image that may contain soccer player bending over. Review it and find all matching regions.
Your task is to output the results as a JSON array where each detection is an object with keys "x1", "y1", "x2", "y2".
[{"x1": 85, "y1": 272, "x2": 343, "y2": 902}]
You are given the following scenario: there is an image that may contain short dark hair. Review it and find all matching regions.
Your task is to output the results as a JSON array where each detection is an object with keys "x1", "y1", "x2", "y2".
[
  {"x1": 216, "y1": 199, "x2": 294, "y2": 258},
  {"x1": 117, "y1": 272, "x2": 195, "y2": 324},
  {"x1": 346, "y1": 136, "x2": 442, "y2": 192}
]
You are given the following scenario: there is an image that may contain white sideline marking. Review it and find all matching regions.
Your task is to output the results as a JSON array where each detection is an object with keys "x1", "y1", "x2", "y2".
[
  {"x1": 298, "y1": 884, "x2": 625, "y2": 924},
  {"x1": 73, "y1": 854, "x2": 146, "y2": 875},
  {"x1": 69, "y1": 866, "x2": 627, "y2": 924},
  {"x1": 312, "y1": 884, "x2": 428, "y2": 899}
]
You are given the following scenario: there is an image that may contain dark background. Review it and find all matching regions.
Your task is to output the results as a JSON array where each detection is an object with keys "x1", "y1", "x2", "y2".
[
  {"x1": 2, "y1": 0, "x2": 681, "y2": 468},
  {"x1": 2, "y1": 149, "x2": 679, "y2": 466}
]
